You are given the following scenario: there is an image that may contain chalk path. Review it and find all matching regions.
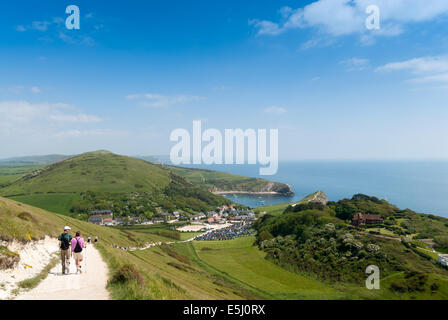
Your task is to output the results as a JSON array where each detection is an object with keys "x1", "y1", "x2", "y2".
[{"x1": 15, "y1": 245, "x2": 109, "y2": 300}]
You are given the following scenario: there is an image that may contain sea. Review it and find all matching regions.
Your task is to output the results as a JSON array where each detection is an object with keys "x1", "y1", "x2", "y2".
[{"x1": 177, "y1": 161, "x2": 448, "y2": 218}]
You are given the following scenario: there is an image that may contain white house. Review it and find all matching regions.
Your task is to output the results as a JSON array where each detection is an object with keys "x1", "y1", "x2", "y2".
[{"x1": 438, "y1": 254, "x2": 448, "y2": 267}]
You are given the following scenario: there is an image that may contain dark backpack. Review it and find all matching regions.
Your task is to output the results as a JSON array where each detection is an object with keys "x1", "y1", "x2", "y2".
[
  {"x1": 60, "y1": 233, "x2": 71, "y2": 250},
  {"x1": 74, "y1": 238, "x2": 83, "y2": 253}
]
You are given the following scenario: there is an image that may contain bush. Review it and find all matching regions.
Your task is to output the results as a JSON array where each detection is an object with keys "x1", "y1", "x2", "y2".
[
  {"x1": 17, "y1": 211, "x2": 38, "y2": 224},
  {"x1": 110, "y1": 264, "x2": 145, "y2": 286},
  {"x1": 258, "y1": 230, "x2": 274, "y2": 242},
  {"x1": 0, "y1": 246, "x2": 20, "y2": 270},
  {"x1": 390, "y1": 281, "x2": 407, "y2": 293},
  {"x1": 390, "y1": 271, "x2": 428, "y2": 293},
  {"x1": 431, "y1": 283, "x2": 440, "y2": 292}
]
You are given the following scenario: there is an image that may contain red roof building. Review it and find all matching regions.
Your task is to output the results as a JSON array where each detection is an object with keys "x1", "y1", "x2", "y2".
[{"x1": 351, "y1": 213, "x2": 383, "y2": 227}]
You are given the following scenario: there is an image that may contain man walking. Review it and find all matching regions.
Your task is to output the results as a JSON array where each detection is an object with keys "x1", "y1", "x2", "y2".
[{"x1": 58, "y1": 226, "x2": 72, "y2": 275}]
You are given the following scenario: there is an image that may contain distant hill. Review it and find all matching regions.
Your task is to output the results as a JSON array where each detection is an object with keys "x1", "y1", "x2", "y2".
[
  {"x1": 168, "y1": 166, "x2": 293, "y2": 195},
  {"x1": 0, "y1": 150, "x2": 231, "y2": 217},
  {"x1": 0, "y1": 154, "x2": 72, "y2": 167},
  {"x1": 135, "y1": 155, "x2": 171, "y2": 164}
]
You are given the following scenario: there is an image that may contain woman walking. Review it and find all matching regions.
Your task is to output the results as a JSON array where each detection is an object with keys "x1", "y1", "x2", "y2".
[{"x1": 71, "y1": 231, "x2": 86, "y2": 274}]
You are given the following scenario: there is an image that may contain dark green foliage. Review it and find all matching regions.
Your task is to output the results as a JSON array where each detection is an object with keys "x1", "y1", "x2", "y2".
[
  {"x1": 329, "y1": 194, "x2": 397, "y2": 221},
  {"x1": 431, "y1": 282, "x2": 440, "y2": 291},
  {"x1": 284, "y1": 202, "x2": 325, "y2": 213},
  {"x1": 256, "y1": 220, "x2": 395, "y2": 283},
  {"x1": 390, "y1": 271, "x2": 428, "y2": 293},
  {"x1": 434, "y1": 236, "x2": 448, "y2": 253}
]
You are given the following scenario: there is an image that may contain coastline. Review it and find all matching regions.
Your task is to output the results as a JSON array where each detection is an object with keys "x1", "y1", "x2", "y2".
[{"x1": 212, "y1": 190, "x2": 294, "y2": 196}]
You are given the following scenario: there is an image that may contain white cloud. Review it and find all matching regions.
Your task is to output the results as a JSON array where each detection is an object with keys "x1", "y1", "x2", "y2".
[
  {"x1": 0, "y1": 101, "x2": 103, "y2": 135},
  {"x1": 126, "y1": 93, "x2": 205, "y2": 108},
  {"x1": 212, "y1": 85, "x2": 232, "y2": 92},
  {"x1": 16, "y1": 17, "x2": 97, "y2": 46},
  {"x1": 376, "y1": 56, "x2": 448, "y2": 86},
  {"x1": 408, "y1": 73, "x2": 448, "y2": 84},
  {"x1": 55, "y1": 129, "x2": 115, "y2": 138},
  {"x1": 340, "y1": 58, "x2": 370, "y2": 71},
  {"x1": 376, "y1": 56, "x2": 448, "y2": 74},
  {"x1": 49, "y1": 114, "x2": 103, "y2": 123},
  {"x1": 2, "y1": 86, "x2": 43, "y2": 94},
  {"x1": 30, "y1": 86, "x2": 41, "y2": 94},
  {"x1": 251, "y1": 0, "x2": 448, "y2": 42},
  {"x1": 265, "y1": 106, "x2": 287, "y2": 114},
  {"x1": 32, "y1": 21, "x2": 51, "y2": 32},
  {"x1": 249, "y1": 20, "x2": 283, "y2": 36}
]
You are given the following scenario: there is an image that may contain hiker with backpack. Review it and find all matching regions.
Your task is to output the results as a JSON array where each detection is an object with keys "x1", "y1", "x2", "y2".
[
  {"x1": 58, "y1": 226, "x2": 72, "y2": 275},
  {"x1": 71, "y1": 231, "x2": 86, "y2": 274}
]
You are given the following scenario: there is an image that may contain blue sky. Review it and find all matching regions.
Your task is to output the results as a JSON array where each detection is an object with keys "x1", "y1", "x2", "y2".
[{"x1": 1, "y1": 0, "x2": 448, "y2": 160}]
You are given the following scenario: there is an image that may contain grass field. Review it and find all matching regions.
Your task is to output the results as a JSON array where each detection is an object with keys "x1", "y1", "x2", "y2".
[
  {"x1": 192, "y1": 236, "x2": 348, "y2": 299},
  {"x1": 179, "y1": 232, "x2": 203, "y2": 241},
  {"x1": 0, "y1": 165, "x2": 43, "y2": 187},
  {"x1": 257, "y1": 203, "x2": 290, "y2": 216},
  {"x1": 9, "y1": 193, "x2": 79, "y2": 216}
]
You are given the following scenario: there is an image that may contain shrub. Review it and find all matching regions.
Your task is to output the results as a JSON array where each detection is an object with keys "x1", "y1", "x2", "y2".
[
  {"x1": 110, "y1": 264, "x2": 145, "y2": 286},
  {"x1": 258, "y1": 230, "x2": 274, "y2": 242},
  {"x1": 390, "y1": 281, "x2": 407, "y2": 293},
  {"x1": 390, "y1": 271, "x2": 428, "y2": 293},
  {"x1": 431, "y1": 283, "x2": 440, "y2": 292},
  {"x1": 17, "y1": 212, "x2": 38, "y2": 224},
  {"x1": 0, "y1": 246, "x2": 20, "y2": 270}
]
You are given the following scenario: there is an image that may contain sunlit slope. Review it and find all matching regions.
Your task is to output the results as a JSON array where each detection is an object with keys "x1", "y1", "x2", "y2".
[
  {"x1": 0, "y1": 151, "x2": 173, "y2": 196},
  {"x1": 168, "y1": 166, "x2": 293, "y2": 195},
  {"x1": 0, "y1": 198, "x2": 268, "y2": 299}
]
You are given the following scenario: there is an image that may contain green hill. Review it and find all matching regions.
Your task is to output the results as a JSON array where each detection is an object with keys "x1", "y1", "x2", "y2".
[
  {"x1": 0, "y1": 151, "x2": 230, "y2": 217},
  {"x1": 0, "y1": 197, "x2": 265, "y2": 299},
  {"x1": 168, "y1": 166, "x2": 293, "y2": 195},
  {"x1": 254, "y1": 192, "x2": 448, "y2": 299},
  {"x1": 0, "y1": 197, "x2": 349, "y2": 300}
]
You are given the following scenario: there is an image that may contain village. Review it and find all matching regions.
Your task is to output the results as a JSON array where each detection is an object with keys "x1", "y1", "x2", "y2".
[{"x1": 87, "y1": 204, "x2": 256, "y2": 227}]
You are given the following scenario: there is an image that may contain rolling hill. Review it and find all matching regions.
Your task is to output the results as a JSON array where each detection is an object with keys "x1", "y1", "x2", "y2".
[
  {"x1": 0, "y1": 150, "x2": 231, "y2": 217},
  {"x1": 0, "y1": 197, "x2": 270, "y2": 299},
  {"x1": 168, "y1": 165, "x2": 293, "y2": 195}
]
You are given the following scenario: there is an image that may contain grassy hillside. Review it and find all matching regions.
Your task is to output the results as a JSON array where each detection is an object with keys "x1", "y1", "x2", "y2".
[
  {"x1": 0, "y1": 197, "x2": 262, "y2": 299},
  {"x1": 192, "y1": 237, "x2": 347, "y2": 299},
  {"x1": 256, "y1": 191, "x2": 327, "y2": 217},
  {"x1": 3, "y1": 194, "x2": 448, "y2": 300},
  {"x1": 0, "y1": 151, "x2": 172, "y2": 195},
  {"x1": 0, "y1": 165, "x2": 44, "y2": 188},
  {"x1": 253, "y1": 193, "x2": 448, "y2": 299},
  {"x1": 168, "y1": 166, "x2": 293, "y2": 195},
  {"x1": 0, "y1": 151, "x2": 231, "y2": 217}
]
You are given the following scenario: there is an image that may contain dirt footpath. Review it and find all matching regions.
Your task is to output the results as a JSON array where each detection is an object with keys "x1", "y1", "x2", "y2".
[{"x1": 15, "y1": 245, "x2": 110, "y2": 300}]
